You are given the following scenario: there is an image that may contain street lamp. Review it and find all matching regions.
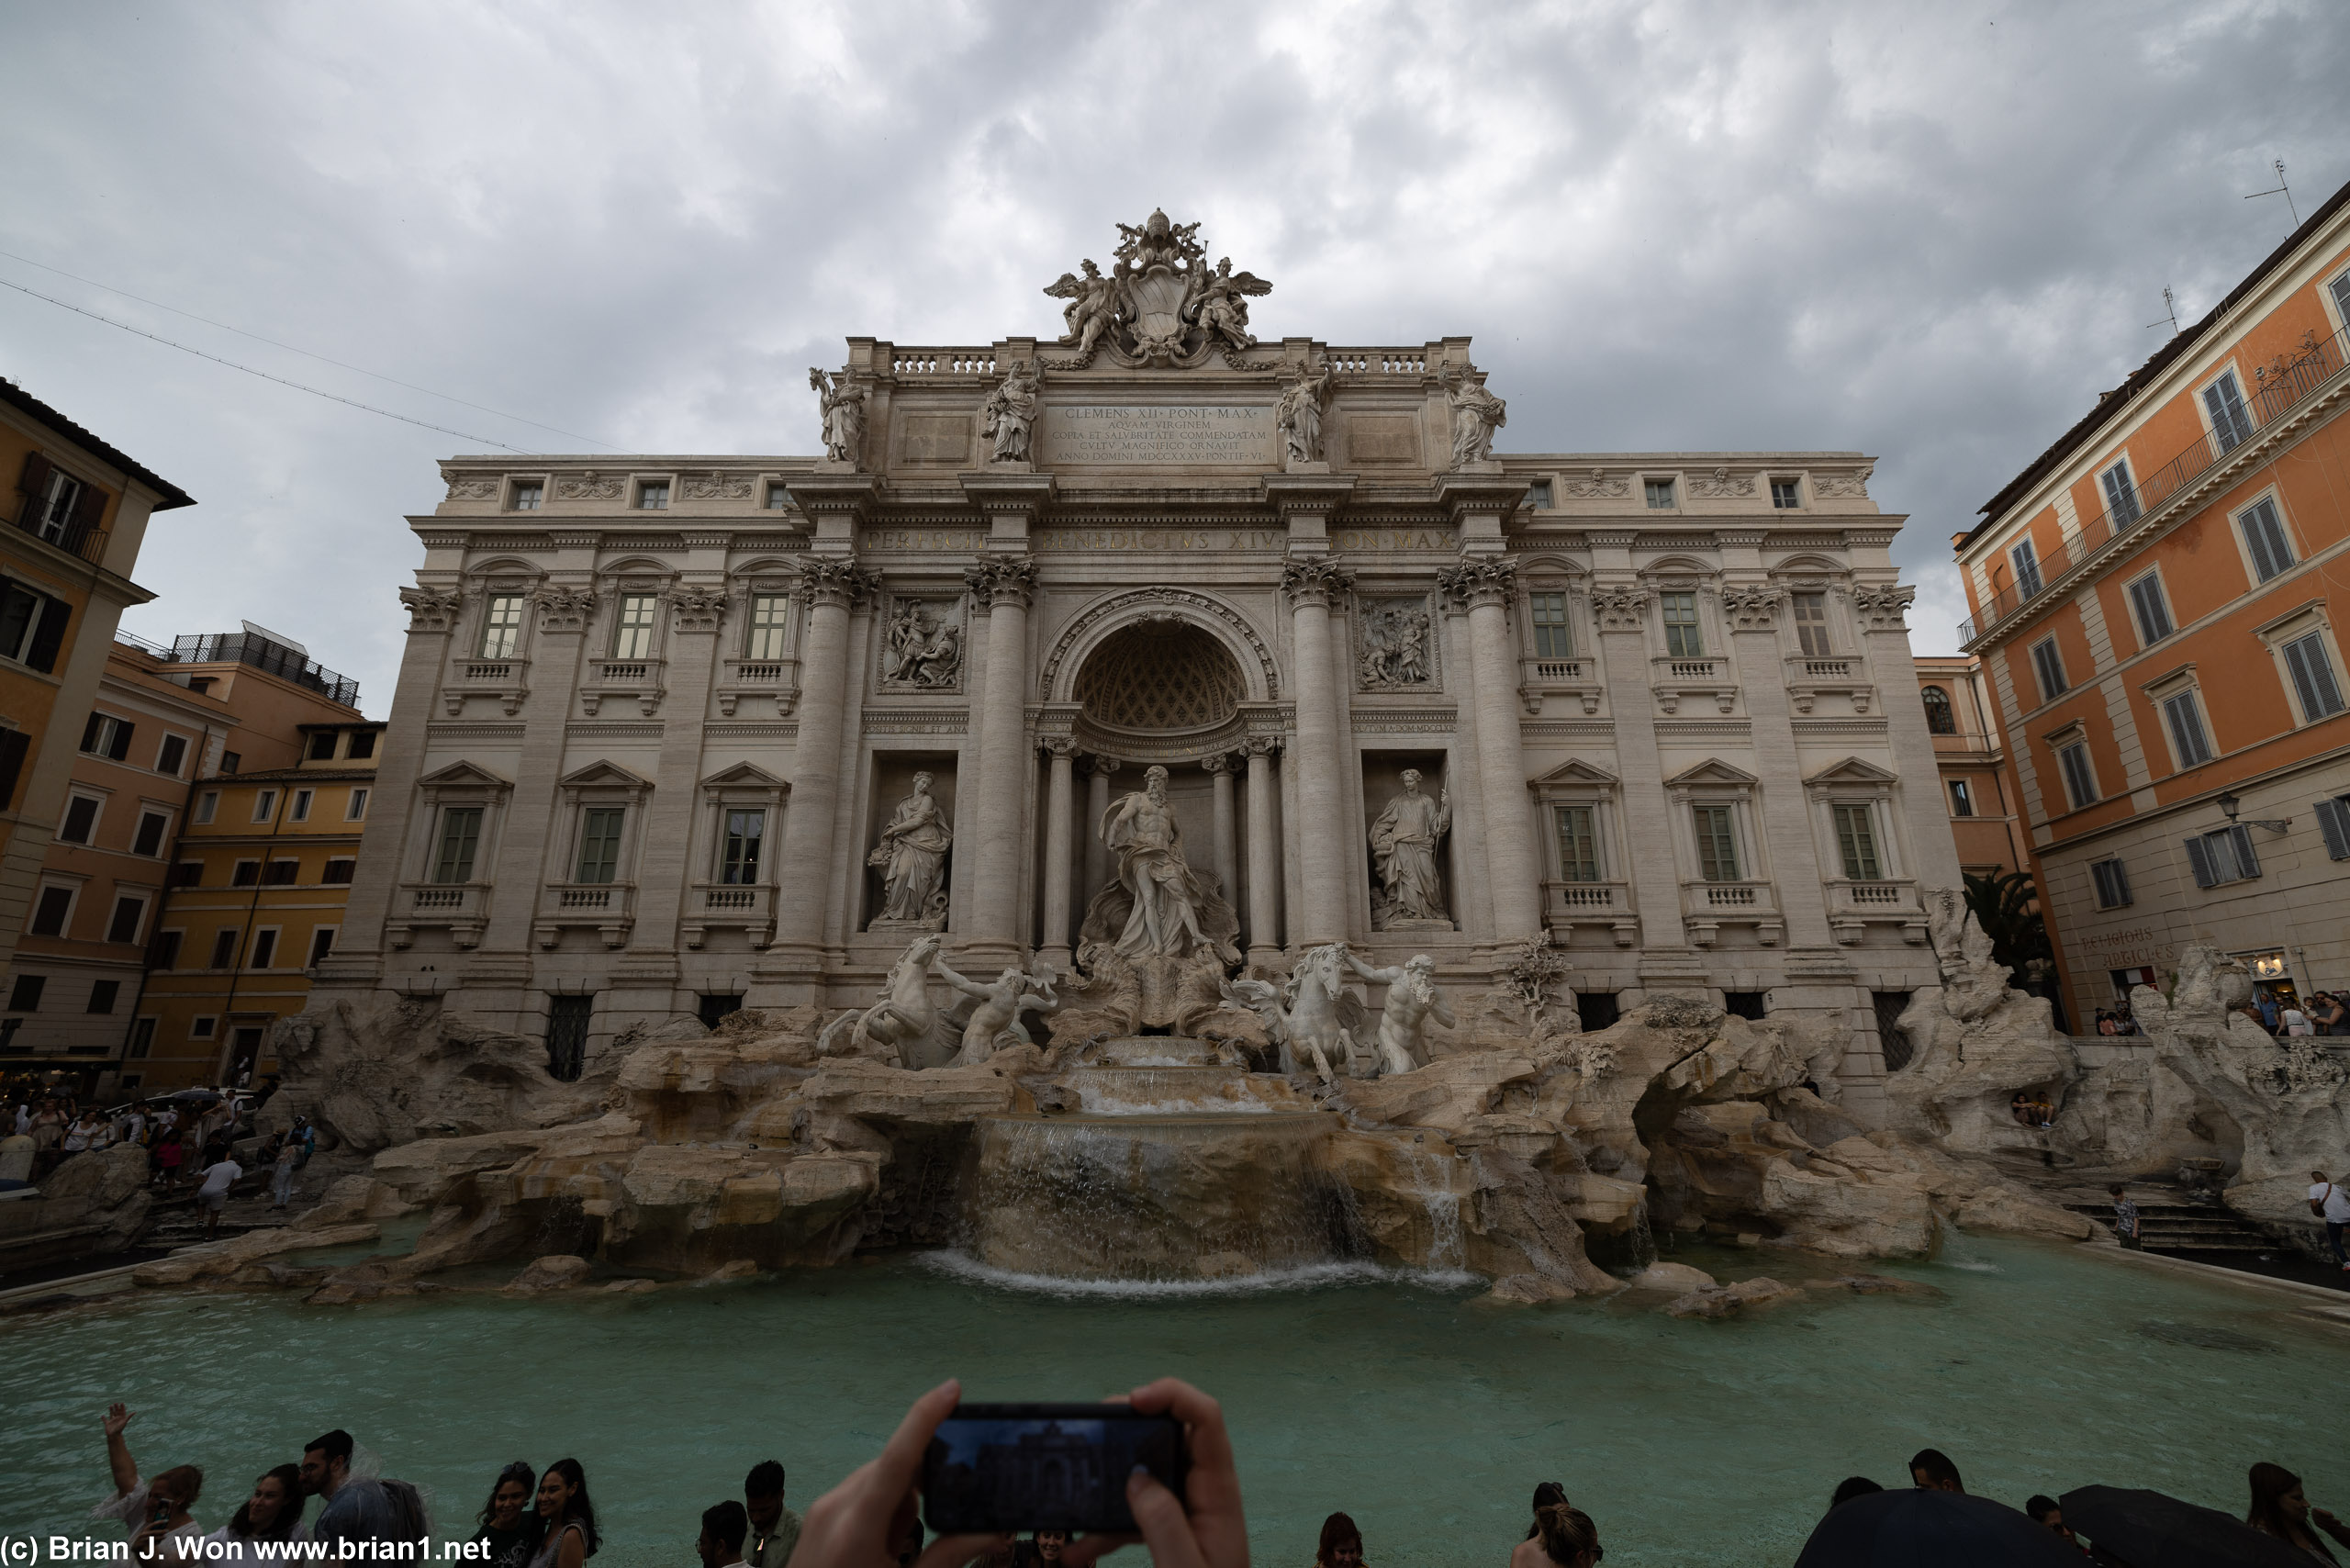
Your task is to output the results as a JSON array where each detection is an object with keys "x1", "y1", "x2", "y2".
[{"x1": 2216, "y1": 790, "x2": 2292, "y2": 833}]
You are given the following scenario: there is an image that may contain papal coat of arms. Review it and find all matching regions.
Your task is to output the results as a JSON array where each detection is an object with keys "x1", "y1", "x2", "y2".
[{"x1": 1044, "y1": 209, "x2": 1272, "y2": 368}]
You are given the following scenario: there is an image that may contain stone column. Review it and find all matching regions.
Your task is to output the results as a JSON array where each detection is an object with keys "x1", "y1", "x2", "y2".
[
  {"x1": 1041, "y1": 738, "x2": 1078, "y2": 969},
  {"x1": 1281, "y1": 556, "x2": 1355, "y2": 947},
  {"x1": 623, "y1": 572, "x2": 728, "y2": 966},
  {"x1": 1084, "y1": 756, "x2": 1118, "y2": 898},
  {"x1": 1593, "y1": 574, "x2": 1691, "y2": 955},
  {"x1": 768, "y1": 556, "x2": 874, "y2": 967},
  {"x1": 964, "y1": 554, "x2": 1040, "y2": 962},
  {"x1": 1439, "y1": 558, "x2": 1542, "y2": 940},
  {"x1": 1244, "y1": 738, "x2": 1281, "y2": 965},
  {"x1": 1724, "y1": 585, "x2": 1833, "y2": 950},
  {"x1": 1205, "y1": 753, "x2": 1238, "y2": 913}
]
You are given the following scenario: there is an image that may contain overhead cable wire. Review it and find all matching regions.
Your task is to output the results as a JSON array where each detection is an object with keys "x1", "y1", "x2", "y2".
[
  {"x1": 0, "y1": 274, "x2": 533, "y2": 453},
  {"x1": 0, "y1": 248, "x2": 621, "y2": 450}
]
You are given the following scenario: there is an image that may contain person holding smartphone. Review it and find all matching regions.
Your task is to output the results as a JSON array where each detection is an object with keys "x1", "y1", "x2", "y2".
[{"x1": 92, "y1": 1402, "x2": 207, "y2": 1562}]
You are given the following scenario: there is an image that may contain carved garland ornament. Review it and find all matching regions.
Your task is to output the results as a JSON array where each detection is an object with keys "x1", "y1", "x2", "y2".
[
  {"x1": 1811, "y1": 468, "x2": 1873, "y2": 499},
  {"x1": 682, "y1": 472, "x2": 755, "y2": 501},
  {"x1": 442, "y1": 474, "x2": 499, "y2": 501},
  {"x1": 554, "y1": 472, "x2": 626, "y2": 501},
  {"x1": 1687, "y1": 467, "x2": 1755, "y2": 499},
  {"x1": 1042, "y1": 587, "x2": 1280, "y2": 701},
  {"x1": 1561, "y1": 468, "x2": 1630, "y2": 499}
]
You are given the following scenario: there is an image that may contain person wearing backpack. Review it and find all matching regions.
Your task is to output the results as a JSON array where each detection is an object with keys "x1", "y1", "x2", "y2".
[{"x1": 2309, "y1": 1170, "x2": 2350, "y2": 1270}]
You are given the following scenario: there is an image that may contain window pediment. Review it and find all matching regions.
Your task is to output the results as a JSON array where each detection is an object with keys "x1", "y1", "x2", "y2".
[
  {"x1": 558, "y1": 759, "x2": 653, "y2": 791},
  {"x1": 1803, "y1": 756, "x2": 1897, "y2": 788},
  {"x1": 417, "y1": 760, "x2": 510, "y2": 790},
  {"x1": 1535, "y1": 757, "x2": 1618, "y2": 786},
  {"x1": 700, "y1": 761, "x2": 786, "y2": 790},
  {"x1": 1665, "y1": 757, "x2": 1758, "y2": 789}
]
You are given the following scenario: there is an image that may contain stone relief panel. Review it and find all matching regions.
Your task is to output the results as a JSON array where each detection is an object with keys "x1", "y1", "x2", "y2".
[
  {"x1": 878, "y1": 595, "x2": 968, "y2": 690},
  {"x1": 443, "y1": 475, "x2": 499, "y2": 501},
  {"x1": 1561, "y1": 469, "x2": 1632, "y2": 499},
  {"x1": 554, "y1": 473, "x2": 626, "y2": 500},
  {"x1": 1355, "y1": 596, "x2": 1437, "y2": 690},
  {"x1": 1812, "y1": 467, "x2": 1874, "y2": 499},
  {"x1": 681, "y1": 472, "x2": 755, "y2": 501},
  {"x1": 1687, "y1": 467, "x2": 1755, "y2": 499}
]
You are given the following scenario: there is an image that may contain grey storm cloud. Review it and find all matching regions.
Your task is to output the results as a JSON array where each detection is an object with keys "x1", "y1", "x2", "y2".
[{"x1": 2, "y1": 0, "x2": 2344, "y2": 711}]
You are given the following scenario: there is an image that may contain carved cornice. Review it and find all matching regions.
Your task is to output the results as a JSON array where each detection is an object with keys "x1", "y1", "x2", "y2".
[
  {"x1": 399, "y1": 586, "x2": 464, "y2": 633},
  {"x1": 1852, "y1": 582, "x2": 1916, "y2": 632},
  {"x1": 1280, "y1": 556, "x2": 1357, "y2": 608},
  {"x1": 1719, "y1": 586, "x2": 1784, "y2": 631},
  {"x1": 682, "y1": 472, "x2": 755, "y2": 501},
  {"x1": 1591, "y1": 585, "x2": 1651, "y2": 633},
  {"x1": 797, "y1": 555, "x2": 879, "y2": 610},
  {"x1": 965, "y1": 554, "x2": 1042, "y2": 609},
  {"x1": 1435, "y1": 556, "x2": 1517, "y2": 610}
]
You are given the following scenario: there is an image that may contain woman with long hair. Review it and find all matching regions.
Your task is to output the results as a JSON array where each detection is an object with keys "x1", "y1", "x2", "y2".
[
  {"x1": 475, "y1": 1462, "x2": 543, "y2": 1568},
  {"x1": 1509, "y1": 1484, "x2": 1569, "y2": 1568},
  {"x1": 1531, "y1": 1503, "x2": 1602, "y2": 1568},
  {"x1": 529, "y1": 1460, "x2": 597, "y2": 1568},
  {"x1": 1315, "y1": 1512, "x2": 1364, "y2": 1568},
  {"x1": 2248, "y1": 1462, "x2": 2350, "y2": 1562},
  {"x1": 200, "y1": 1465, "x2": 307, "y2": 1564}
]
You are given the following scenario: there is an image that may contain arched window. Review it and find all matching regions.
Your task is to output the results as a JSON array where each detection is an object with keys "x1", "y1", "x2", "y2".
[{"x1": 1921, "y1": 685, "x2": 1957, "y2": 734}]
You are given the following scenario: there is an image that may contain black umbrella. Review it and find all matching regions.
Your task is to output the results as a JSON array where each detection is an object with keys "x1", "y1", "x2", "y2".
[
  {"x1": 2060, "y1": 1485, "x2": 2314, "y2": 1568},
  {"x1": 1796, "y1": 1488, "x2": 2087, "y2": 1566}
]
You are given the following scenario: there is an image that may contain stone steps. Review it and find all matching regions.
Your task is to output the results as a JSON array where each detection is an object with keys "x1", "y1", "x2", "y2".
[{"x1": 2062, "y1": 1200, "x2": 2277, "y2": 1253}]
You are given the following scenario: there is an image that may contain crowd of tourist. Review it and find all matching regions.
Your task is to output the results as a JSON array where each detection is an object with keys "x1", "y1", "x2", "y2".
[
  {"x1": 76, "y1": 1385, "x2": 2349, "y2": 1565},
  {"x1": 2244, "y1": 990, "x2": 2350, "y2": 1037},
  {"x1": 0, "y1": 1085, "x2": 310, "y2": 1215}
]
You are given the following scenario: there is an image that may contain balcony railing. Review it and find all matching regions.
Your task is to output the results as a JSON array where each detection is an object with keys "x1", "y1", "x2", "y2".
[
  {"x1": 1679, "y1": 879, "x2": 1783, "y2": 946},
  {"x1": 1962, "y1": 319, "x2": 2350, "y2": 645},
  {"x1": 1826, "y1": 878, "x2": 1930, "y2": 946},
  {"x1": 389, "y1": 882, "x2": 490, "y2": 949},
  {"x1": 1542, "y1": 880, "x2": 1639, "y2": 947},
  {"x1": 535, "y1": 882, "x2": 637, "y2": 948},
  {"x1": 684, "y1": 882, "x2": 776, "y2": 949},
  {"x1": 164, "y1": 632, "x2": 361, "y2": 707},
  {"x1": 9, "y1": 502, "x2": 109, "y2": 566}
]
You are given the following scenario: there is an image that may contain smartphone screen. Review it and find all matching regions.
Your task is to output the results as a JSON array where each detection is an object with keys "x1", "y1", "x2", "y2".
[{"x1": 922, "y1": 1403, "x2": 1186, "y2": 1534}]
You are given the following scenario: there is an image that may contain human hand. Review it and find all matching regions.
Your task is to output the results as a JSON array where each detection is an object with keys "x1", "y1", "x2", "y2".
[
  {"x1": 1065, "y1": 1378, "x2": 1247, "y2": 1568},
  {"x1": 793, "y1": 1379, "x2": 1005, "y2": 1568},
  {"x1": 104, "y1": 1403, "x2": 135, "y2": 1439},
  {"x1": 2317, "y1": 1506, "x2": 2340, "y2": 1528}
]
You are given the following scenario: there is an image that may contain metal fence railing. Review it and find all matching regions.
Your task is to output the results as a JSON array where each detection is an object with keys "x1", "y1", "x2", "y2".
[{"x1": 167, "y1": 632, "x2": 361, "y2": 707}]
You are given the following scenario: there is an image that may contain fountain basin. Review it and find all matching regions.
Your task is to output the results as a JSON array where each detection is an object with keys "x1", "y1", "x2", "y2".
[{"x1": 1067, "y1": 1065, "x2": 1304, "y2": 1115}]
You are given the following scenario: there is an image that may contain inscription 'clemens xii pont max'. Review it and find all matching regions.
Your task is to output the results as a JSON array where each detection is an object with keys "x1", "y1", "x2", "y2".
[{"x1": 1039, "y1": 403, "x2": 1275, "y2": 465}]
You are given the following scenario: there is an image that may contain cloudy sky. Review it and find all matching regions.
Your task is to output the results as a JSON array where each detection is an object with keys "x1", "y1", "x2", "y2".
[{"x1": 5, "y1": 0, "x2": 2344, "y2": 715}]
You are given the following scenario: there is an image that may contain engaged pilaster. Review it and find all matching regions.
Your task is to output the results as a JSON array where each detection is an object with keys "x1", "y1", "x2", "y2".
[
  {"x1": 965, "y1": 553, "x2": 1042, "y2": 958},
  {"x1": 768, "y1": 555, "x2": 877, "y2": 967},
  {"x1": 1281, "y1": 555, "x2": 1354, "y2": 946},
  {"x1": 1243, "y1": 737, "x2": 1282, "y2": 965},
  {"x1": 1438, "y1": 557, "x2": 1543, "y2": 940},
  {"x1": 1041, "y1": 737, "x2": 1079, "y2": 969}
]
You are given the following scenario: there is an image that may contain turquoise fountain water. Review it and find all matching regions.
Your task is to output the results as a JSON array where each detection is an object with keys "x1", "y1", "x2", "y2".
[{"x1": 6, "y1": 1234, "x2": 2347, "y2": 1568}]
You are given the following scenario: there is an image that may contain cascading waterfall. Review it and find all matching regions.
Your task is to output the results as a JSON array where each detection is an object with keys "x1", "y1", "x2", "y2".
[{"x1": 1399, "y1": 1144, "x2": 1466, "y2": 1273}]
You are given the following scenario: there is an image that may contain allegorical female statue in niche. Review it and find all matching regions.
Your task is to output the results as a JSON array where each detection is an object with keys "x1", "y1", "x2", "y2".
[
  {"x1": 869, "y1": 772, "x2": 952, "y2": 926},
  {"x1": 1369, "y1": 769, "x2": 1452, "y2": 925}
]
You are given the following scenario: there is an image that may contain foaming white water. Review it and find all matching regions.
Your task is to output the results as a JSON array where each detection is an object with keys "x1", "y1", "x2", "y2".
[
  {"x1": 920, "y1": 1249, "x2": 1478, "y2": 1299},
  {"x1": 1069, "y1": 1092, "x2": 1275, "y2": 1115}
]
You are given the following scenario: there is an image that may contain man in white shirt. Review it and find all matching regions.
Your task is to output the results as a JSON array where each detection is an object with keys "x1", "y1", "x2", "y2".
[
  {"x1": 195, "y1": 1156, "x2": 242, "y2": 1239},
  {"x1": 2311, "y1": 1170, "x2": 2350, "y2": 1271}
]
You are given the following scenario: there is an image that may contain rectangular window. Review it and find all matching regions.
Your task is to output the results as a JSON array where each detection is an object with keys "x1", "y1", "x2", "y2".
[
  {"x1": 1771, "y1": 478, "x2": 1801, "y2": 509},
  {"x1": 2031, "y1": 637, "x2": 2067, "y2": 701},
  {"x1": 2056, "y1": 740, "x2": 2097, "y2": 810},
  {"x1": 346, "y1": 730, "x2": 376, "y2": 760},
  {"x1": 231, "y1": 858, "x2": 261, "y2": 888},
  {"x1": 308, "y1": 927, "x2": 336, "y2": 967},
  {"x1": 1524, "y1": 479, "x2": 1552, "y2": 510},
  {"x1": 2282, "y1": 631, "x2": 2346, "y2": 722},
  {"x1": 2203, "y1": 371, "x2": 2255, "y2": 452},
  {"x1": 1661, "y1": 592, "x2": 1703, "y2": 658},
  {"x1": 1791, "y1": 592, "x2": 1831, "y2": 657},
  {"x1": 512, "y1": 482, "x2": 544, "y2": 511},
  {"x1": 1948, "y1": 778, "x2": 1975, "y2": 817},
  {"x1": 1832, "y1": 803, "x2": 1882, "y2": 879},
  {"x1": 2185, "y1": 824, "x2": 2261, "y2": 888},
  {"x1": 767, "y1": 485, "x2": 791, "y2": 510},
  {"x1": 0, "y1": 578, "x2": 71, "y2": 672},
  {"x1": 219, "y1": 751, "x2": 239, "y2": 774},
  {"x1": 308, "y1": 731, "x2": 339, "y2": 761},
  {"x1": 2099, "y1": 460, "x2": 2142, "y2": 527},
  {"x1": 105, "y1": 895, "x2": 145, "y2": 945},
  {"x1": 1554, "y1": 805, "x2": 1600, "y2": 882},
  {"x1": 2239, "y1": 498, "x2": 2294, "y2": 582},
  {"x1": 638, "y1": 480, "x2": 670, "y2": 510},
  {"x1": 148, "y1": 930, "x2": 182, "y2": 969},
  {"x1": 58, "y1": 795, "x2": 99, "y2": 845},
  {"x1": 252, "y1": 789, "x2": 278, "y2": 823},
  {"x1": 28, "y1": 885, "x2": 73, "y2": 936},
  {"x1": 2333, "y1": 270, "x2": 2350, "y2": 326},
  {"x1": 575, "y1": 807, "x2": 626, "y2": 883},
  {"x1": 345, "y1": 788, "x2": 370, "y2": 821},
  {"x1": 2090, "y1": 857, "x2": 2133, "y2": 909},
  {"x1": 250, "y1": 928, "x2": 278, "y2": 969},
  {"x1": 193, "y1": 790, "x2": 218, "y2": 825},
  {"x1": 8, "y1": 974, "x2": 45, "y2": 1011},
  {"x1": 263, "y1": 858, "x2": 299, "y2": 886},
  {"x1": 2009, "y1": 538, "x2": 2043, "y2": 599},
  {"x1": 208, "y1": 929, "x2": 239, "y2": 969},
  {"x1": 746, "y1": 595, "x2": 790, "y2": 661},
  {"x1": 290, "y1": 789, "x2": 314, "y2": 823},
  {"x1": 171, "y1": 860, "x2": 201, "y2": 887},
  {"x1": 0, "y1": 729, "x2": 26, "y2": 810},
  {"x1": 1529, "y1": 592, "x2": 1572, "y2": 658},
  {"x1": 80, "y1": 713, "x2": 136, "y2": 761},
  {"x1": 2160, "y1": 690, "x2": 2214, "y2": 769},
  {"x1": 1692, "y1": 804, "x2": 1740, "y2": 882},
  {"x1": 720, "y1": 809, "x2": 765, "y2": 885},
  {"x1": 611, "y1": 594, "x2": 657, "y2": 659},
  {"x1": 2315, "y1": 794, "x2": 2350, "y2": 861},
  {"x1": 322, "y1": 857, "x2": 356, "y2": 885},
  {"x1": 1644, "y1": 478, "x2": 1675, "y2": 510},
  {"x1": 87, "y1": 979, "x2": 119, "y2": 1014},
  {"x1": 155, "y1": 734, "x2": 188, "y2": 777},
  {"x1": 433, "y1": 806, "x2": 484, "y2": 882},
  {"x1": 2125, "y1": 574, "x2": 2173, "y2": 646},
  {"x1": 479, "y1": 594, "x2": 525, "y2": 658},
  {"x1": 31, "y1": 469, "x2": 84, "y2": 543},
  {"x1": 191, "y1": 1015, "x2": 217, "y2": 1039}
]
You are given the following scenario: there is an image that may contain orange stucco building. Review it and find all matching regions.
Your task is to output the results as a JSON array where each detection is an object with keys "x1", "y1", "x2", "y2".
[
  {"x1": 1955, "y1": 177, "x2": 2350, "y2": 1025},
  {"x1": 1912, "y1": 655, "x2": 2030, "y2": 881}
]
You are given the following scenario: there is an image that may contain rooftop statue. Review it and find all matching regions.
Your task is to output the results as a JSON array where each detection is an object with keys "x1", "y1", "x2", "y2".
[
  {"x1": 983, "y1": 358, "x2": 1041, "y2": 465},
  {"x1": 1446, "y1": 370, "x2": 1506, "y2": 468},
  {"x1": 1043, "y1": 209, "x2": 1271, "y2": 368},
  {"x1": 809, "y1": 366, "x2": 867, "y2": 468}
]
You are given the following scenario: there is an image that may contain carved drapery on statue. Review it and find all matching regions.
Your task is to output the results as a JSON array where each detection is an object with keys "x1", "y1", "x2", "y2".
[
  {"x1": 1446, "y1": 372, "x2": 1506, "y2": 468},
  {"x1": 1369, "y1": 770, "x2": 1452, "y2": 929},
  {"x1": 868, "y1": 773, "x2": 953, "y2": 930},
  {"x1": 1043, "y1": 209, "x2": 1272, "y2": 368},
  {"x1": 983, "y1": 359, "x2": 1041, "y2": 464},
  {"x1": 879, "y1": 598, "x2": 964, "y2": 689},
  {"x1": 1276, "y1": 363, "x2": 1331, "y2": 467},
  {"x1": 809, "y1": 367, "x2": 867, "y2": 468}
]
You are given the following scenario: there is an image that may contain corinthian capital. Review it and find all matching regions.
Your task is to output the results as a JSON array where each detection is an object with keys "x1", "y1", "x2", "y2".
[
  {"x1": 1718, "y1": 586, "x2": 1784, "y2": 631},
  {"x1": 398, "y1": 585, "x2": 463, "y2": 633},
  {"x1": 797, "y1": 555, "x2": 878, "y2": 610},
  {"x1": 1280, "y1": 555, "x2": 1355, "y2": 608},
  {"x1": 964, "y1": 554, "x2": 1041, "y2": 609},
  {"x1": 1435, "y1": 556, "x2": 1518, "y2": 609},
  {"x1": 1851, "y1": 582, "x2": 1916, "y2": 632}
]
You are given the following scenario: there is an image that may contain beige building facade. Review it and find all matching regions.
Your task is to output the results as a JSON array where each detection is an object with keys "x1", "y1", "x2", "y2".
[{"x1": 315, "y1": 216, "x2": 1959, "y2": 1115}]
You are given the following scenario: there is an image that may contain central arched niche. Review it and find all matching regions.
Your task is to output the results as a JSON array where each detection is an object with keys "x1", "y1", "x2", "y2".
[{"x1": 1075, "y1": 619, "x2": 1244, "y2": 739}]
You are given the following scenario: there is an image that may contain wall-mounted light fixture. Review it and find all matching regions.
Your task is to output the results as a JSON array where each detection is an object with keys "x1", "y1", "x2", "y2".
[{"x1": 2217, "y1": 790, "x2": 2292, "y2": 832}]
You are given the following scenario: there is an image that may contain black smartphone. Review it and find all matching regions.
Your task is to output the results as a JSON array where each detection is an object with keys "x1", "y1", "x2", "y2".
[{"x1": 921, "y1": 1402, "x2": 1187, "y2": 1534}]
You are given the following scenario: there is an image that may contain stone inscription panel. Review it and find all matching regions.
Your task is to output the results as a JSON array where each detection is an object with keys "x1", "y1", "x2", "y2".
[
  {"x1": 860, "y1": 524, "x2": 1455, "y2": 554},
  {"x1": 1039, "y1": 404, "x2": 1275, "y2": 466}
]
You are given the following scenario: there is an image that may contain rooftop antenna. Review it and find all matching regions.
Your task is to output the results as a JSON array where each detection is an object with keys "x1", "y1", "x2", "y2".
[
  {"x1": 2244, "y1": 158, "x2": 2299, "y2": 230},
  {"x1": 2145, "y1": 286, "x2": 2179, "y2": 336}
]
